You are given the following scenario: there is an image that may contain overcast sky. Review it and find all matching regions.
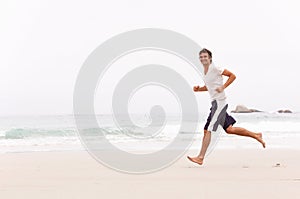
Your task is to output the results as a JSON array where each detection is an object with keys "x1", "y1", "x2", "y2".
[{"x1": 1, "y1": 0, "x2": 300, "y2": 115}]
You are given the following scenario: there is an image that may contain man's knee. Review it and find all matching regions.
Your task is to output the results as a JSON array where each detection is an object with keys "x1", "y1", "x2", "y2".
[
  {"x1": 204, "y1": 129, "x2": 210, "y2": 134},
  {"x1": 226, "y1": 126, "x2": 234, "y2": 134}
]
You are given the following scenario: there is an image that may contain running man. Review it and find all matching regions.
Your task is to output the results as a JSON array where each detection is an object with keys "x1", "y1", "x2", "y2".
[{"x1": 187, "y1": 48, "x2": 266, "y2": 165}]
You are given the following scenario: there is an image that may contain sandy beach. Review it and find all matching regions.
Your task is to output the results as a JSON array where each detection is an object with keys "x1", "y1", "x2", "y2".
[
  {"x1": 1, "y1": 148, "x2": 299, "y2": 199},
  {"x1": 2, "y1": 0, "x2": 300, "y2": 199}
]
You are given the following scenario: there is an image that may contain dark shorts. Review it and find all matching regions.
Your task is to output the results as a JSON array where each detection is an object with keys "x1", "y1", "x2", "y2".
[{"x1": 204, "y1": 105, "x2": 236, "y2": 131}]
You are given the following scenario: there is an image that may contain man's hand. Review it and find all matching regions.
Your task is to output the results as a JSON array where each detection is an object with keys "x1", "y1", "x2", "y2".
[
  {"x1": 193, "y1": 85, "x2": 200, "y2": 92},
  {"x1": 215, "y1": 85, "x2": 225, "y2": 93}
]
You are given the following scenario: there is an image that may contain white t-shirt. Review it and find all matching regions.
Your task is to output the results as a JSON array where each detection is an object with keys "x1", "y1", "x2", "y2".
[{"x1": 203, "y1": 62, "x2": 226, "y2": 101}]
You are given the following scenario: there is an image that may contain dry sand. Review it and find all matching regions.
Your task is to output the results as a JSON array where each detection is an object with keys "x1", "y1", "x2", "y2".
[{"x1": 0, "y1": 148, "x2": 299, "y2": 199}]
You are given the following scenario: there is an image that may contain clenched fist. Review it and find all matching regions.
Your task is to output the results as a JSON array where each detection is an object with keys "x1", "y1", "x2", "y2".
[
  {"x1": 193, "y1": 85, "x2": 200, "y2": 92},
  {"x1": 215, "y1": 86, "x2": 224, "y2": 93}
]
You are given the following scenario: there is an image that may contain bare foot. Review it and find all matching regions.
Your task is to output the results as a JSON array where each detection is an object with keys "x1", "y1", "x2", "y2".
[
  {"x1": 255, "y1": 132, "x2": 266, "y2": 148},
  {"x1": 187, "y1": 156, "x2": 204, "y2": 165}
]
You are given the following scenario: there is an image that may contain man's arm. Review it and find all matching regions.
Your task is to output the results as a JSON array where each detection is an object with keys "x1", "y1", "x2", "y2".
[
  {"x1": 222, "y1": 69, "x2": 236, "y2": 88},
  {"x1": 198, "y1": 85, "x2": 208, "y2": 91},
  {"x1": 216, "y1": 69, "x2": 236, "y2": 92},
  {"x1": 193, "y1": 85, "x2": 208, "y2": 92}
]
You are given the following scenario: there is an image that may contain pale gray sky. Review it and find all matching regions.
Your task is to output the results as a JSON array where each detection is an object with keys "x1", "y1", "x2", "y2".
[{"x1": 1, "y1": 0, "x2": 300, "y2": 115}]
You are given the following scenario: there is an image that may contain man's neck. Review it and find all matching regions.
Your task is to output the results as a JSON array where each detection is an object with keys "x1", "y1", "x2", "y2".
[{"x1": 203, "y1": 63, "x2": 210, "y2": 68}]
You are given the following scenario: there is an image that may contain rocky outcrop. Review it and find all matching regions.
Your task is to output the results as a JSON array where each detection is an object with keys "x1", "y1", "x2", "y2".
[
  {"x1": 277, "y1": 109, "x2": 292, "y2": 113},
  {"x1": 231, "y1": 105, "x2": 293, "y2": 113},
  {"x1": 231, "y1": 105, "x2": 262, "y2": 113}
]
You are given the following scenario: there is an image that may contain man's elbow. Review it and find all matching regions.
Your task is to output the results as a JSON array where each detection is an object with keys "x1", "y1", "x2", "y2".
[{"x1": 231, "y1": 74, "x2": 236, "y2": 81}]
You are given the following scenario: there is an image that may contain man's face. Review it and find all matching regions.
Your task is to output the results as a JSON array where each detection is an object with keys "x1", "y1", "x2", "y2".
[{"x1": 199, "y1": 52, "x2": 211, "y2": 65}]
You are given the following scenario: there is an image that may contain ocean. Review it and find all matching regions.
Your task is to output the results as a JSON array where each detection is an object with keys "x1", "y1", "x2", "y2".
[{"x1": 0, "y1": 112, "x2": 299, "y2": 153}]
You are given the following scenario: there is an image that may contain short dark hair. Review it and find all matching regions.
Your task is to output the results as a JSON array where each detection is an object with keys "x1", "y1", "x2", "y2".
[{"x1": 199, "y1": 48, "x2": 212, "y2": 62}]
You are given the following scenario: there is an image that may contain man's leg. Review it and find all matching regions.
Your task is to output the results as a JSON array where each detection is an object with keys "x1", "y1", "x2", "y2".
[
  {"x1": 226, "y1": 125, "x2": 266, "y2": 148},
  {"x1": 187, "y1": 100, "x2": 226, "y2": 165},
  {"x1": 198, "y1": 130, "x2": 211, "y2": 158},
  {"x1": 187, "y1": 130, "x2": 211, "y2": 165}
]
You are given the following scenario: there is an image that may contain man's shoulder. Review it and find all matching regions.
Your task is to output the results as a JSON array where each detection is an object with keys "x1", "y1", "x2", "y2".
[{"x1": 212, "y1": 64, "x2": 224, "y2": 74}]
